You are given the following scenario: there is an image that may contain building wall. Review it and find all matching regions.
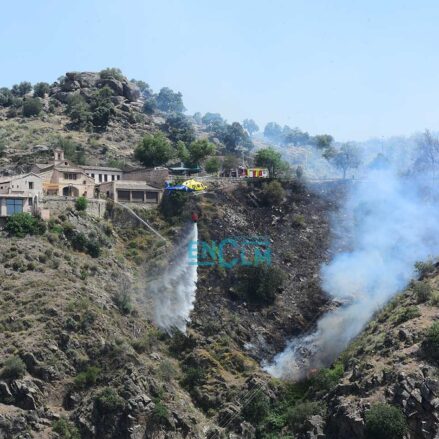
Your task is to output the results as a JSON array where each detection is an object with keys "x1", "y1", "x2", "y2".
[
  {"x1": 46, "y1": 170, "x2": 95, "y2": 199},
  {"x1": 99, "y1": 181, "x2": 163, "y2": 204},
  {"x1": 123, "y1": 168, "x2": 169, "y2": 188},
  {"x1": 0, "y1": 197, "x2": 33, "y2": 217},
  {"x1": 84, "y1": 170, "x2": 123, "y2": 184}
]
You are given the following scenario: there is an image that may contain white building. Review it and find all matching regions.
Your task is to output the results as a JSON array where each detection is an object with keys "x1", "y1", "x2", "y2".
[
  {"x1": 82, "y1": 166, "x2": 123, "y2": 184},
  {"x1": 0, "y1": 173, "x2": 43, "y2": 217}
]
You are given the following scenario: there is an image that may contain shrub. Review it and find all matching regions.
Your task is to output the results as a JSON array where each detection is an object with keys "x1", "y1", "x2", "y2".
[
  {"x1": 86, "y1": 240, "x2": 101, "y2": 258},
  {"x1": 52, "y1": 417, "x2": 80, "y2": 439},
  {"x1": 75, "y1": 196, "x2": 88, "y2": 211},
  {"x1": 113, "y1": 291, "x2": 133, "y2": 315},
  {"x1": 156, "y1": 87, "x2": 186, "y2": 113},
  {"x1": 415, "y1": 260, "x2": 435, "y2": 277},
  {"x1": 1, "y1": 356, "x2": 26, "y2": 379},
  {"x1": 286, "y1": 401, "x2": 326, "y2": 433},
  {"x1": 395, "y1": 306, "x2": 421, "y2": 324},
  {"x1": 413, "y1": 281, "x2": 432, "y2": 303},
  {"x1": 5, "y1": 213, "x2": 46, "y2": 238},
  {"x1": 131, "y1": 329, "x2": 159, "y2": 353},
  {"x1": 235, "y1": 265, "x2": 285, "y2": 305},
  {"x1": 66, "y1": 94, "x2": 92, "y2": 129},
  {"x1": 152, "y1": 399, "x2": 169, "y2": 424},
  {"x1": 94, "y1": 387, "x2": 125, "y2": 413},
  {"x1": 310, "y1": 362, "x2": 344, "y2": 392},
  {"x1": 33, "y1": 82, "x2": 50, "y2": 98},
  {"x1": 22, "y1": 98, "x2": 42, "y2": 117},
  {"x1": 99, "y1": 67, "x2": 125, "y2": 81},
  {"x1": 262, "y1": 180, "x2": 285, "y2": 206},
  {"x1": 423, "y1": 321, "x2": 439, "y2": 362},
  {"x1": 430, "y1": 291, "x2": 439, "y2": 306},
  {"x1": 74, "y1": 366, "x2": 101, "y2": 388},
  {"x1": 158, "y1": 359, "x2": 178, "y2": 381},
  {"x1": 365, "y1": 403, "x2": 407, "y2": 439},
  {"x1": 181, "y1": 366, "x2": 206, "y2": 389},
  {"x1": 241, "y1": 390, "x2": 270, "y2": 425}
]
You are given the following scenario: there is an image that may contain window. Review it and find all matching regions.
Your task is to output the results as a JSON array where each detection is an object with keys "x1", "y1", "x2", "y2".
[
  {"x1": 28, "y1": 197, "x2": 33, "y2": 206},
  {"x1": 63, "y1": 173, "x2": 77, "y2": 180},
  {"x1": 99, "y1": 174, "x2": 103, "y2": 183},
  {"x1": 91, "y1": 174, "x2": 95, "y2": 178},
  {"x1": 132, "y1": 191, "x2": 144, "y2": 202},
  {"x1": 6, "y1": 198, "x2": 23, "y2": 215},
  {"x1": 145, "y1": 192, "x2": 158, "y2": 202},
  {"x1": 117, "y1": 190, "x2": 130, "y2": 201},
  {"x1": 112, "y1": 175, "x2": 115, "y2": 181},
  {"x1": 29, "y1": 182, "x2": 34, "y2": 189},
  {"x1": 117, "y1": 175, "x2": 121, "y2": 180},
  {"x1": 104, "y1": 174, "x2": 108, "y2": 182}
]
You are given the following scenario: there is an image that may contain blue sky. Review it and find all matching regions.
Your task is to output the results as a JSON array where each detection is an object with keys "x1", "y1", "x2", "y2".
[{"x1": 1, "y1": 0, "x2": 438, "y2": 141}]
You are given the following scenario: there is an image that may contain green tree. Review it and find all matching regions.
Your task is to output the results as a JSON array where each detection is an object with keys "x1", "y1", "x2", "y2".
[
  {"x1": 91, "y1": 86, "x2": 115, "y2": 129},
  {"x1": 205, "y1": 156, "x2": 221, "y2": 173},
  {"x1": 254, "y1": 147, "x2": 283, "y2": 177},
  {"x1": 12, "y1": 81, "x2": 32, "y2": 97},
  {"x1": 134, "y1": 133, "x2": 175, "y2": 167},
  {"x1": 52, "y1": 417, "x2": 80, "y2": 439},
  {"x1": 283, "y1": 127, "x2": 310, "y2": 146},
  {"x1": 202, "y1": 112, "x2": 223, "y2": 126},
  {"x1": 66, "y1": 94, "x2": 92, "y2": 129},
  {"x1": 262, "y1": 180, "x2": 285, "y2": 205},
  {"x1": 264, "y1": 122, "x2": 283, "y2": 141},
  {"x1": 143, "y1": 96, "x2": 157, "y2": 114},
  {"x1": 186, "y1": 139, "x2": 215, "y2": 166},
  {"x1": 33, "y1": 82, "x2": 50, "y2": 98},
  {"x1": 156, "y1": 87, "x2": 185, "y2": 113},
  {"x1": 222, "y1": 155, "x2": 239, "y2": 173},
  {"x1": 0, "y1": 88, "x2": 14, "y2": 107},
  {"x1": 243, "y1": 119, "x2": 259, "y2": 136},
  {"x1": 313, "y1": 134, "x2": 333, "y2": 149},
  {"x1": 165, "y1": 113, "x2": 195, "y2": 144},
  {"x1": 99, "y1": 67, "x2": 125, "y2": 81},
  {"x1": 130, "y1": 79, "x2": 152, "y2": 96},
  {"x1": 423, "y1": 321, "x2": 439, "y2": 361},
  {"x1": 22, "y1": 98, "x2": 42, "y2": 117},
  {"x1": 75, "y1": 196, "x2": 88, "y2": 211},
  {"x1": 332, "y1": 143, "x2": 362, "y2": 179},
  {"x1": 365, "y1": 403, "x2": 407, "y2": 439},
  {"x1": 5, "y1": 213, "x2": 46, "y2": 238},
  {"x1": 236, "y1": 265, "x2": 285, "y2": 305},
  {"x1": 222, "y1": 122, "x2": 252, "y2": 152}
]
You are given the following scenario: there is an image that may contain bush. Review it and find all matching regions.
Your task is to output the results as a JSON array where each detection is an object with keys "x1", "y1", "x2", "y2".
[
  {"x1": 262, "y1": 180, "x2": 285, "y2": 206},
  {"x1": 113, "y1": 291, "x2": 133, "y2": 315},
  {"x1": 99, "y1": 67, "x2": 125, "y2": 81},
  {"x1": 5, "y1": 213, "x2": 46, "y2": 238},
  {"x1": 22, "y1": 98, "x2": 42, "y2": 117},
  {"x1": 66, "y1": 94, "x2": 92, "y2": 129},
  {"x1": 75, "y1": 196, "x2": 88, "y2": 211},
  {"x1": 156, "y1": 87, "x2": 186, "y2": 113},
  {"x1": 310, "y1": 362, "x2": 344, "y2": 392},
  {"x1": 286, "y1": 401, "x2": 326, "y2": 433},
  {"x1": 430, "y1": 291, "x2": 439, "y2": 306},
  {"x1": 413, "y1": 281, "x2": 432, "y2": 303},
  {"x1": 235, "y1": 265, "x2": 285, "y2": 305},
  {"x1": 365, "y1": 403, "x2": 407, "y2": 439},
  {"x1": 12, "y1": 81, "x2": 32, "y2": 97},
  {"x1": 152, "y1": 399, "x2": 169, "y2": 424},
  {"x1": 86, "y1": 240, "x2": 101, "y2": 258},
  {"x1": 395, "y1": 306, "x2": 421, "y2": 324},
  {"x1": 415, "y1": 260, "x2": 435, "y2": 277},
  {"x1": 74, "y1": 366, "x2": 101, "y2": 389},
  {"x1": 423, "y1": 321, "x2": 439, "y2": 362},
  {"x1": 242, "y1": 390, "x2": 270, "y2": 425},
  {"x1": 33, "y1": 82, "x2": 50, "y2": 98},
  {"x1": 52, "y1": 417, "x2": 80, "y2": 439},
  {"x1": 94, "y1": 387, "x2": 125, "y2": 413},
  {"x1": 1, "y1": 356, "x2": 26, "y2": 379},
  {"x1": 181, "y1": 366, "x2": 206, "y2": 389}
]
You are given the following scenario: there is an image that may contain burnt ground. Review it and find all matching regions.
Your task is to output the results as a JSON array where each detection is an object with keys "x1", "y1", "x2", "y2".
[{"x1": 189, "y1": 179, "x2": 344, "y2": 362}]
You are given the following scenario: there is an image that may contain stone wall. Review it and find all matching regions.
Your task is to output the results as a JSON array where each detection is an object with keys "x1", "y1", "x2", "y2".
[{"x1": 40, "y1": 197, "x2": 107, "y2": 219}]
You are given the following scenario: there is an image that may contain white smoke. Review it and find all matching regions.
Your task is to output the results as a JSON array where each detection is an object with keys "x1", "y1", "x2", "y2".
[
  {"x1": 149, "y1": 223, "x2": 198, "y2": 332},
  {"x1": 265, "y1": 167, "x2": 439, "y2": 380}
]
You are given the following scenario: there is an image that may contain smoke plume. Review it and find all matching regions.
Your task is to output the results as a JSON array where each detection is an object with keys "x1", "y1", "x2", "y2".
[
  {"x1": 148, "y1": 223, "x2": 198, "y2": 332},
  {"x1": 265, "y1": 167, "x2": 439, "y2": 380}
]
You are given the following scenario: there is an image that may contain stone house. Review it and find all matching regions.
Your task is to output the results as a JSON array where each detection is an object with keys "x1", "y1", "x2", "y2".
[
  {"x1": 0, "y1": 173, "x2": 43, "y2": 217},
  {"x1": 82, "y1": 165, "x2": 123, "y2": 184},
  {"x1": 32, "y1": 149, "x2": 96, "y2": 198}
]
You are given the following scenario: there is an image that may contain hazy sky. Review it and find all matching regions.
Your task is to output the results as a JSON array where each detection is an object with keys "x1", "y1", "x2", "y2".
[{"x1": 1, "y1": 0, "x2": 438, "y2": 141}]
